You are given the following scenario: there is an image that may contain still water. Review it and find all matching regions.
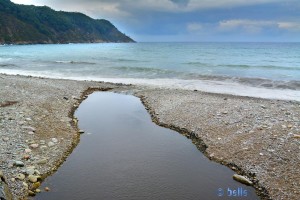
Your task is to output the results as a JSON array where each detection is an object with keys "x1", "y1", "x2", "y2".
[{"x1": 35, "y1": 92, "x2": 259, "y2": 200}]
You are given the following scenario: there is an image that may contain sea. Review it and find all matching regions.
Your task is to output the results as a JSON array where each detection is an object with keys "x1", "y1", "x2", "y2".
[{"x1": 0, "y1": 42, "x2": 299, "y2": 101}]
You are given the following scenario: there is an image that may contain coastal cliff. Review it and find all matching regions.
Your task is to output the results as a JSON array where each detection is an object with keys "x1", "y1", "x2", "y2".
[{"x1": 0, "y1": 0, "x2": 134, "y2": 44}]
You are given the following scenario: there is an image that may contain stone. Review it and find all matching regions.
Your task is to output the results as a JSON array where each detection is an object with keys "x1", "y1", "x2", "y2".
[
  {"x1": 48, "y1": 142, "x2": 55, "y2": 147},
  {"x1": 28, "y1": 131, "x2": 35, "y2": 135},
  {"x1": 22, "y1": 126, "x2": 36, "y2": 132},
  {"x1": 23, "y1": 182, "x2": 28, "y2": 189},
  {"x1": 30, "y1": 144, "x2": 39, "y2": 149},
  {"x1": 28, "y1": 190, "x2": 36, "y2": 196},
  {"x1": 36, "y1": 189, "x2": 41, "y2": 193},
  {"x1": 51, "y1": 138, "x2": 58, "y2": 143},
  {"x1": 259, "y1": 153, "x2": 264, "y2": 156},
  {"x1": 25, "y1": 168, "x2": 35, "y2": 175},
  {"x1": 233, "y1": 174, "x2": 253, "y2": 186},
  {"x1": 288, "y1": 124, "x2": 293, "y2": 128},
  {"x1": 28, "y1": 175, "x2": 39, "y2": 183},
  {"x1": 3, "y1": 137, "x2": 9, "y2": 142},
  {"x1": 24, "y1": 149, "x2": 32, "y2": 153},
  {"x1": 36, "y1": 159, "x2": 47, "y2": 165},
  {"x1": 16, "y1": 173, "x2": 25, "y2": 180},
  {"x1": 44, "y1": 187, "x2": 50, "y2": 191},
  {"x1": 0, "y1": 170, "x2": 3, "y2": 178},
  {"x1": 15, "y1": 161, "x2": 25, "y2": 167},
  {"x1": 31, "y1": 182, "x2": 41, "y2": 190},
  {"x1": 293, "y1": 134, "x2": 300, "y2": 139},
  {"x1": 40, "y1": 140, "x2": 46, "y2": 145},
  {"x1": 24, "y1": 155, "x2": 30, "y2": 160},
  {"x1": 79, "y1": 130, "x2": 85, "y2": 134}
]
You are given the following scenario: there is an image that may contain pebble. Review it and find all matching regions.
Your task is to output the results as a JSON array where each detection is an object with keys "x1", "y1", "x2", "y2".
[
  {"x1": 28, "y1": 190, "x2": 35, "y2": 196},
  {"x1": 28, "y1": 131, "x2": 35, "y2": 135},
  {"x1": 44, "y1": 187, "x2": 50, "y2": 191},
  {"x1": 28, "y1": 175, "x2": 39, "y2": 183},
  {"x1": 24, "y1": 149, "x2": 32, "y2": 153},
  {"x1": 233, "y1": 174, "x2": 253, "y2": 185},
  {"x1": 22, "y1": 126, "x2": 36, "y2": 132},
  {"x1": 79, "y1": 130, "x2": 85, "y2": 134},
  {"x1": 31, "y1": 182, "x2": 41, "y2": 190},
  {"x1": 0, "y1": 170, "x2": 3, "y2": 178},
  {"x1": 3, "y1": 137, "x2": 9, "y2": 142},
  {"x1": 259, "y1": 153, "x2": 264, "y2": 156},
  {"x1": 36, "y1": 189, "x2": 41, "y2": 193},
  {"x1": 22, "y1": 182, "x2": 28, "y2": 189},
  {"x1": 51, "y1": 138, "x2": 58, "y2": 143},
  {"x1": 48, "y1": 141, "x2": 55, "y2": 147},
  {"x1": 25, "y1": 168, "x2": 35, "y2": 175},
  {"x1": 293, "y1": 134, "x2": 300, "y2": 139},
  {"x1": 30, "y1": 144, "x2": 39, "y2": 149},
  {"x1": 24, "y1": 155, "x2": 30, "y2": 160},
  {"x1": 36, "y1": 159, "x2": 47, "y2": 165},
  {"x1": 16, "y1": 173, "x2": 25, "y2": 180},
  {"x1": 15, "y1": 161, "x2": 25, "y2": 167}
]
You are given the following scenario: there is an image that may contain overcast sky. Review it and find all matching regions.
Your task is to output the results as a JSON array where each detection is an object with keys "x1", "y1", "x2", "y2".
[{"x1": 11, "y1": 0, "x2": 300, "y2": 42}]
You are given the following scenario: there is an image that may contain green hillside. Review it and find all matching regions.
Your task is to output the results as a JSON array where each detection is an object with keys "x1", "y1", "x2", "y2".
[{"x1": 0, "y1": 0, "x2": 134, "y2": 44}]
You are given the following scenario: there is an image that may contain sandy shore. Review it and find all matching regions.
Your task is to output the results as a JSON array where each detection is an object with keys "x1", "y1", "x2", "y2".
[{"x1": 0, "y1": 74, "x2": 299, "y2": 200}]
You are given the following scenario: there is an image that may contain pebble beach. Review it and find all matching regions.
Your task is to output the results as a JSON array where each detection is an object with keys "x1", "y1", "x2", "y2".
[{"x1": 0, "y1": 74, "x2": 300, "y2": 200}]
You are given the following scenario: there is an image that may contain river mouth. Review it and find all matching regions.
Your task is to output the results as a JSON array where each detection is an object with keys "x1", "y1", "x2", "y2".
[{"x1": 35, "y1": 92, "x2": 259, "y2": 200}]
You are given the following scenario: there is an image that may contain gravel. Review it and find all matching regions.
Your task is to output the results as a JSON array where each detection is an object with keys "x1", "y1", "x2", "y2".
[{"x1": 1, "y1": 74, "x2": 299, "y2": 200}]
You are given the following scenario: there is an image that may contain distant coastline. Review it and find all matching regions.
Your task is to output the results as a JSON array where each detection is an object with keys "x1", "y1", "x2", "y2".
[{"x1": 0, "y1": 0, "x2": 135, "y2": 44}]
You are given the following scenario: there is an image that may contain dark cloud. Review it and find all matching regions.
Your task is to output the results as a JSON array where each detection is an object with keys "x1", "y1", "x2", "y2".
[{"x1": 11, "y1": 0, "x2": 300, "y2": 42}]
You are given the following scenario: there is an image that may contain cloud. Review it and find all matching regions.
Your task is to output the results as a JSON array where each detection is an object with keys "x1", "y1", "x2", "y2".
[{"x1": 218, "y1": 19, "x2": 300, "y2": 33}]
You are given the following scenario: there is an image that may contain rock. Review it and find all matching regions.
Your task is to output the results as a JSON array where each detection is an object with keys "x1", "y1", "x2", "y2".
[
  {"x1": 34, "y1": 170, "x2": 41, "y2": 175},
  {"x1": 3, "y1": 137, "x2": 9, "y2": 142},
  {"x1": 36, "y1": 159, "x2": 47, "y2": 165},
  {"x1": 31, "y1": 182, "x2": 41, "y2": 190},
  {"x1": 25, "y1": 168, "x2": 35, "y2": 175},
  {"x1": 28, "y1": 131, "x2": 35, "y2": 135},
  {"x1": 293, "y1": 134, "x2": 300, "y2": 139},
  {"x1": 11, "y1": 178, "x2": 15, "y2": 182},
  {"x1": 22, "y1": 182, "x2": 28, "y2": 189},
  {"x1": 24, "y1": 155, "x2": 30, "y2": 160},
  {"x1": 51, "y1": 138, "x2": 58, "y2": 143},
  {"x1": 22, "y1": 126, "x2": 36, "y2": 132},
  {"x1": 259, "y1": 153, "x2": 264, "y2": 156},
  {"x1": 44, "y1": 187, "x2": 50, "y2": 191},
  {"x1": 16, "y1": 173, "x2": 25, "y2": 180},
  {"x1": 48, "y1": 141, "x2": 55, "y2": 147},
  {"x1": 288, "y1": 124, "x2": 293, "y2": 128},
  {"x1": 233, "y1": 174, "x2": 253, "y2": 185},
  {"x1": 28, "y1": 190, "x2": 36, "y2": 196},
  {"x1": 63, "y1": 96, "x2": 69, "y2": 100},
  {"x1": 79, "y1": 130, "x2": 85, "y2": 134},
  {"x1": 40, "y1": 145, "x2": 48, "y2": 150},
  {"x1": 30, "y1": 144, "x2": 39, "y2": 149},
  {"x1": 40, "y1": 140, "x2": 46, "y2": 145},
  {"x1": 14, "y1": 161, "x2": 25, "y2": 167},
  {"x1": 36, "y1": 189, "x2": 41, "y2": 193},
  {"x1": 28, "y1": 175, "x2": 39, "y2": 183},
  {"x1": 260, "y1": 105, "x2": 266, "y2": 109},
  {"x1": 0, "y1": 170, "x2": 3, "y2": 178},
  {"x1": 24, "y1": 149, "x2": 32, "y2": 153}
]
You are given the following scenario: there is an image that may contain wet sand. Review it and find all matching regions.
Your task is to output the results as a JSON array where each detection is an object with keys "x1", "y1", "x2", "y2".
[{"x1": 0, "y1": 74, "x2": 299, "y2": 200}]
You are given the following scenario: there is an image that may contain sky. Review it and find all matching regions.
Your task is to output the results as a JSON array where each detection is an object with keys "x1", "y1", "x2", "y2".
[{"x1": 11, "y1": 0, "x2": 300, "y2": 42}]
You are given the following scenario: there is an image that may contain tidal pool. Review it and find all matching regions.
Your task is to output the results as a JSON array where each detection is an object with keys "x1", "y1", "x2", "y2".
[{"x1": 35, "y1": 92, "x2": 259, "y2": 200}]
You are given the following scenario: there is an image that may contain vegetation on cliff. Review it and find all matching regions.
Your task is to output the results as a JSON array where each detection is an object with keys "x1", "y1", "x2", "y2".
[{"x1": 0, "y1": 0, "x2": 134, "y2": 44}]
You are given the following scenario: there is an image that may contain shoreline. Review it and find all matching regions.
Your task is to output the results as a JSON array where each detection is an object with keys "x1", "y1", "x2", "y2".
[{"x1": 1, "y1": 74, "x2": 299, "y2": 199}]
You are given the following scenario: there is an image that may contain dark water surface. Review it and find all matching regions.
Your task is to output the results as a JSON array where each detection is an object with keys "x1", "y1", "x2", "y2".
[{"x1": 35, "y1": 92, "x2": 259, "y2": 200}]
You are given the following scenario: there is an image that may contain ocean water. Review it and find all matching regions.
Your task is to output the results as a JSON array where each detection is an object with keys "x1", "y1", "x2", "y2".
[{"x1": 0, "y1": 43, "x2": 299, "y2": 100}]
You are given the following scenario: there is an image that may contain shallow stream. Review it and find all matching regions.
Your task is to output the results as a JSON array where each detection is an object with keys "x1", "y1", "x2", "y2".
[{"x1": 35, "y1": 92, "x2": 259, "y2": 200}]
